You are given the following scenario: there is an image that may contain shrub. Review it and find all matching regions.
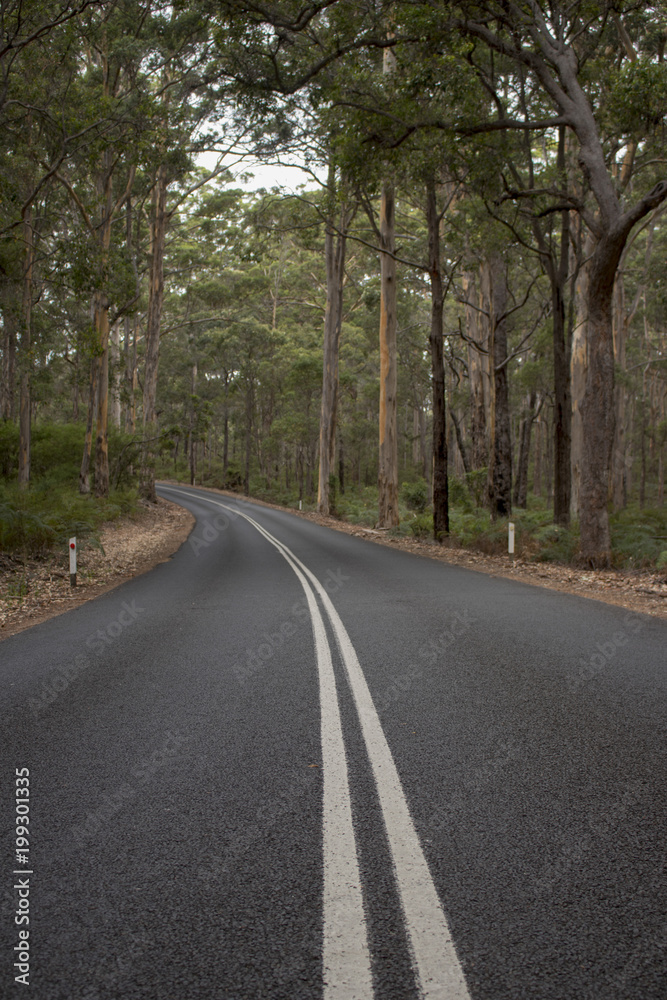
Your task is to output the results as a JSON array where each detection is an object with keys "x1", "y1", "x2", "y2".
[
  {"x1": 400, "y1": 479, "x2": 430, "y2": 512},
  {"x1": 0, "y1": 483, "x2": 135, "y2": 558},
  {"x1": 409, "y1": 512, "x2": 433, "y2": 538},
  {"x1": 465, "y1": 468, "x2": 488, "y2": 508},
  {"x1": 448, "y1": 476, "x2": 472, "y2": 511}
]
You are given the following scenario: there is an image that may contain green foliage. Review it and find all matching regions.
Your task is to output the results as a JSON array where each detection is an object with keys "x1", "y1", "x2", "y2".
[
  {"x1": 606, "y1": 58, "x2": 667, "y2": 139},
  {"x1": 465, "y1": 469, "x2": 488, "y2": 508},
  {"x1": 408, "y1": 512, "x2": 433, "y2": 538},
  {"x1": 400, "y1": 479, "x2": 429, "y2": 513},
  {"x1": 0, "y1": 482, "x2": 136, "y2": 558},
  {"x1": 448, "y1": 476, "x2": 472, "y2": 511},
  {"x1": 609, "y1": 505, "x2": 667, "y2": 568}
]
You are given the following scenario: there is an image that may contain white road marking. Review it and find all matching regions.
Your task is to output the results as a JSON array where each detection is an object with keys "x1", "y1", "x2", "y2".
[
  {"x1": 160, "y1": 487, "x2": 372, "y2": 999},
  {"x1": 160, "y1": 486, "x2": 471, "y2": 999}
]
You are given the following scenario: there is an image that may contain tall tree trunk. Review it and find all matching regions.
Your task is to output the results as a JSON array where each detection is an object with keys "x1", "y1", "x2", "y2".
[
  {"x1": 488, "y1": 254, "x2": 512, "y2": 517},
  {"x1": 639, "y1": 376, "x2": 647, "y2": 509},
  {"x1": 426, "y1": 177, "x2": 448, "y2": 539},
  {"x1": 462, "y1": 270, "x2": 488, "y2": 469},
  {"x1": 223, "y1": 376, "x2": 229, "y2": 487},
  {"x1": 1, "y1": 284, "x2": 17, "y2": 421},
  {"x1": 92, "y1": 143, "x2": 115, "y2": 499},
  {"x1": 124, "y1": 314, "x2": 138, "y2": 433},
  {"x1": 124, "y1": 198, "x2": 138, "y2": 434},
  {"x1": 578, "y1": 236, "x2": 622, "y2": 561},
  {"x1": 93, "y1": 288, "x2": 110, "y2": 497},
  {"x1": 378, "y1": 176, "x2": 399, "y2": 526},
  {"x1": 141, "y1": 163, "x2": 168, "y2": 501},
  {"x1": 611, "y1": 275, "x2": 628, "y2": 511},
  {"x1": 513, "y1": 390, "x2": 538, "y2": 509},
  {"x1": 450, "y1": 409, "x2": 471, "y2": 475},
  {"x1": 576, "y1": 156, "x2": 666, "y2": 563},
  {"x1": 377, "y1": 46, "x2": 399, "y2": 528},
  {"x1": 72, "y1": 348, "x2": 79, "y2": 422},
  {"x1": 529, "y1": 128, "x2": 572, "y2": 525},
  {"x1": 533, "y1": 418, "x2": 542, "y2": 496},
  {"x1": 552, "y1": 132, "x2": 572, "y2": 525},
  {"x1": 189, "y1": 351, "x2": 198, "y2": 486},
  {"x1": 80, "y1": 355, "x2": 99, "y2": 494},
  {"x1": 18, "y1": 206, "x2": 34, "y2": 489},
  {"x1": 244, "y1": 381, "x2": 252, "y2": 496},
  {"x1": 570, "y1": 231, "x2": 591, "y2": 520},
  {"x1": 110, "y1": 319, "x2": 121, "y2": 429}
]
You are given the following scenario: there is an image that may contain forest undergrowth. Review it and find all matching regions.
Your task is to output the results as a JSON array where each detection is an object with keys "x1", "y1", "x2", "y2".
[{"x1": 1, "y1": 422, "x2": 665, "y2": 574}]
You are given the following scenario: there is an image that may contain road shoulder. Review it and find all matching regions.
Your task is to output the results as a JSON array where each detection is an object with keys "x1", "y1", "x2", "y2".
[
  {"x1": 0, "y1": 496, "x2": 194, "y2": 641},
  {"x1": 166, "y1": 482, "x2": 667, "y2": 621}
]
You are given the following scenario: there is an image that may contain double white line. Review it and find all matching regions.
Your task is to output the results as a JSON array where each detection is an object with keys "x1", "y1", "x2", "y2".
[{"x1": 161, "y1": 487, "x2": 470, "y2": 1000}]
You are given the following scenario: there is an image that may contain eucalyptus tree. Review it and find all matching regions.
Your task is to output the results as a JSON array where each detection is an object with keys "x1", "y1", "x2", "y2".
[{"x1": 434, "y1": 0, "x2": 667, "y2": 563}]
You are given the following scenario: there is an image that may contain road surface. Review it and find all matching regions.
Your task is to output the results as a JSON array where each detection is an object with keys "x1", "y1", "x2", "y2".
[{"x1": 1, "y1": 483, "x2": 666, "y2": 999}]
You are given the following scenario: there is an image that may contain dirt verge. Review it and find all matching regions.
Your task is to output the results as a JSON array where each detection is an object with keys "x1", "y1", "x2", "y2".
[
  {"x1": 2, "y1": 484, "x2": 665, "y2": 639},
  {"x1": 0, "y1": 497, "x2": 194, "y2": 641}
]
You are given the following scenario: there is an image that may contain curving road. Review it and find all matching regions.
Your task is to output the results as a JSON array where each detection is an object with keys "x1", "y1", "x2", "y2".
[{"x1": 1, "y1": 483, "x2": 666, "y2": 999}]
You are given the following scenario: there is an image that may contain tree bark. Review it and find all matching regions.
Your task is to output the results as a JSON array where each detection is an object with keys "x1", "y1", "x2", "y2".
[
  {"x1": 110, "y1": 319, "x2": 121, "y2": 428},
  {"x1": 488, "y1": 254, "x2": 512, "y2": 517},
  {"x1": 462, "y1": 270, "x2": 489, "y2": 469},
  {"x1": 578, "y1": 231, "x2": 625, "y2": 560},
  {"x1": 551, "y1": 130, "x2": 572, "y2": 525},
  {"x1": 570, "y1": 230, "x2": 591, "y2": 520},
  {"x1": 1, "y1": 284, "x2": 16, "y2": 421},
  {"x1": 93, "y1": 287, "x2": 110, "y2": 497},
  {"x1": 244, "y1": 380, "x2": 252, "y2": 496},
  {"x1": 317, "y1": 170, "x2": 348, "y2": 515},
  {"x1": 377, "y1": 42, "x2": 399, "y2": 528},
  {"x1": 450, "y1": 409, "x2": 471, "y2": 475},
  {"x1": 513, "y1": 390, "x2": 538, "y2": 509},
  {"x1": 18, "y1": 206, "x2": 34, "y2": 489},
  {"x1": 80, "y1": 354, "x2": 98, "y2": 495},
  {"x1": 223, "y1": 374, "x2": 229, "y2": 487},
  {"x1": 141, "y1": 163, "x2": 168, "y2": 501},
  {"x1": 377, "y1": 176, "x2": 399, "y2": 526},
  {"x1": 426, "y1": 177, "x2": 448, "y2": 539}
]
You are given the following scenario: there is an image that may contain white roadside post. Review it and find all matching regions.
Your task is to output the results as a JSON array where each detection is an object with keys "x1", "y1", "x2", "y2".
[
  {"x1": 69, "y1": 537, "x2": 77, "y2": 587},
  {"x1": 508, "y1": 522, "x2": 515, "y2": 558}
]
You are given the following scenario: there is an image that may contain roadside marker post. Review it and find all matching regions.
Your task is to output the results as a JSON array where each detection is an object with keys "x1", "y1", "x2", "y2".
[
  {"x1": 508, "y1": 522, "x2": 515, "y2": 556},
  {"x1": 69, "y1": 537, "x2": 77, "y2": 587}
]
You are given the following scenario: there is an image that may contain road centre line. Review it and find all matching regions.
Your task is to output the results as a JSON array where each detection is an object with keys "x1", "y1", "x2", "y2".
[
  {"x1": 159, "y1": 486, "x2": 372, "y2": 998},
  {"x1": 161, "y1": 486, "x2": 471, "y2": 999}
]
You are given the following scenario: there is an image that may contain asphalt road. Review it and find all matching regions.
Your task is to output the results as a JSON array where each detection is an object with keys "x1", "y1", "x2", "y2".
[{"x1": 1, "y1": 483, "x2": 666, "y2": 1000}]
